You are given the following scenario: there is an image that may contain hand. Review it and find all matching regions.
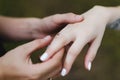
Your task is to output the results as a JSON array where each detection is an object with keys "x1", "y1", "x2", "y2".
[
  {"x1": 0, "y1": 13, "x2": 83, "y2": 40},
  {"x1": 29, "y1": 13, "x2": 83, "y2": 39},
  {"x1": 0, "y1": 36, "x2": 64, "y2": 80},
  {"x1": 40, "y1": 6, "x2": 111, "y2": 76}
]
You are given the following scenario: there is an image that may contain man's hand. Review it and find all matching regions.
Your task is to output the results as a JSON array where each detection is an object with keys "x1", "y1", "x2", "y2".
[
  {"x1": 0, "y1": 36, "x2": 64, "y2": 80},
  {"x1": 0, "y1": 13, "x2": 83, "y2": 41}
]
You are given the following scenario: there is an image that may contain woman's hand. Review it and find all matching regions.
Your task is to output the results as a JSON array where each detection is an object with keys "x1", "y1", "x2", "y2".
[
  {"x1": 40, "y1": 6, "x2": 112, "y2": 76},
  {"x1": 0, "y1": 36, "x2": 64, "y2": 80},
  {"x1": 0, "y1": 13, "x2": 83, "y2": 41}
]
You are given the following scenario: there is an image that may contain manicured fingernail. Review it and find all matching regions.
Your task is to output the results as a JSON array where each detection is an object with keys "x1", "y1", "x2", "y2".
[
  {"x1": 75, "y1": 15, "x2": 83, "y2": 21},
  {"x1": 88, "y1": 62, "x2": 92, "y2": 71},
  {"x1": 61, "y1": 68, "x2": 67, "y2": 76},
  {"x1": 40, "y1": 53, "x2": 48, "y2": 61}
]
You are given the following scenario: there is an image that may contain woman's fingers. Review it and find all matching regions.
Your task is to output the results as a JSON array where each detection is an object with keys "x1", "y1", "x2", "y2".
[
  {"x1": 85, "y1": 37, "x2": 102, "y2": 71},
  {"x1": 40, "y1": 33, "x2": 71, "y2": 61},
  {"x1": 61, "y1": 38, "x2": 87, "y2": 76}
]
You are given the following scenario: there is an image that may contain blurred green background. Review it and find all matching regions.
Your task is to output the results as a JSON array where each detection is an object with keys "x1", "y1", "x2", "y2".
[{"x1": 0, "y1": 0, "x2": 120, "y2": 80}]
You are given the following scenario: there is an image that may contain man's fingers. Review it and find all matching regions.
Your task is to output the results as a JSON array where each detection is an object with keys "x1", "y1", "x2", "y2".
[
  {"x1": 15, "y1": 36, "x2": 52, "y2": 59},
  {"x1": 42, "y1": 13, "x2": 83, "y2": 30},
  {"x1": 34, "y1": 48, "x2": 64, "y2": 79},
  {"x1": 61, "y1": 38, "x2": 86, "y2": 76},
  {"x1": 40, "y1": 33, "x2": 70, "y2": 61},
  {"x1": 85, "y1": 37, "x2": 102, "y2": 71},
  {"x1": 51, "y1": 13, "x2": 83, "y2": 24}
]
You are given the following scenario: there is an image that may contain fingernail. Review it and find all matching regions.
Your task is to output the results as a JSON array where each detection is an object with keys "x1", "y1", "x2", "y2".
[
  {"x1": 75, "y1": 15, "x2": 83, "y2": 21},
  {"x1": 43, "y1": 35, "x2": 51, "y2": 40},
  {"x1": 40, "y1": 53, "x2": 48, "y2": 61},
  {"x1": 88, "y1": 62, "x2": 92, "y2": 71},
  {"x1": 61, "y1": 68, "x2": 67, "y2": 76}
]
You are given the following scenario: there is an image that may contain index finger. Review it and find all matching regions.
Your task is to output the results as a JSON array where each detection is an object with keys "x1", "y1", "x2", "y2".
[{"x1": 40, "y1": 32, "x2": 71, "y2": 61}]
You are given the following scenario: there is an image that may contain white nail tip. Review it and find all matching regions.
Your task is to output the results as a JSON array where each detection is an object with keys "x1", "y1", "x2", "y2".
[
  {"x1": 88, "y1": 62, "x2": 92, "y2": 71},
  {"x1": 40, "y1": 53, "x2": 48, "y2": 61},
  {"x1": 61, "y1": 68, "x2": 67, "y2": 76}
]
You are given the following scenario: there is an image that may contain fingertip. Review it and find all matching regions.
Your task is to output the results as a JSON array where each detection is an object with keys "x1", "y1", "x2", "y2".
[
  {"x1": 64, "y1": 13, "x2": 84, "y2": 23},
  {"x1": 84, "y1": 57, "x2": 92, "y2": 71},
  {"x1": 60, "y1": 61, "x2": 72, "y2": 77},
  {"x1": 43, "y1": 35, "x2": 52, "y2": 41},
  {"x1": 75, "y1": 15, "x2": 84, "y2": 21},
  {"x1": 40, "y1": 52, "x2": 48, "y2": 61},
  {"x1": 61, "y1": 68, "x2": 67, "y2": 77},
  {"x1": 88, "y1": 61, "x2": 92, "y2": 71}
]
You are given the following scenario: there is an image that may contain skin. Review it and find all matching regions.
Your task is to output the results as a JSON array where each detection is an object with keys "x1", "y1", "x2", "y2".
[
  {"x1": 41, "y1": 5, "x2": 120, "y2": 76},
  {"x1": 0, "y1": 13, "x2": 83, "y2": 79},
  {"x1": 0, "y1": 36, "x2": 64, "y2": 80},
  {"x1": 0, "y1": 13, "x2": 83, "y2": 41}
]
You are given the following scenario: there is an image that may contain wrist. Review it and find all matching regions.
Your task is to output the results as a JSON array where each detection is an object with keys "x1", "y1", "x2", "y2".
[
  {"x1": 107, "y1": 6, "x2": 120, "y2": 23},
  {"x1": 25, "y1": 18, "x2": 43, "y2": 39},
  {"x1": 82, "y1": 5, "x2": 111, "y2": 25},
  {"x1": 95, "y1": 5, "x2": 112, "y2": 23}
]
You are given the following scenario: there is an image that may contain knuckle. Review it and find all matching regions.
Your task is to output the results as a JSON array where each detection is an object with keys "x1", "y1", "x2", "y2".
[
  {"x1": 52, "y1": 14, "x2": 61, "y2": 23},
  {"x1": 55, "y1": 33, "x2": 67, "y2": 44}
]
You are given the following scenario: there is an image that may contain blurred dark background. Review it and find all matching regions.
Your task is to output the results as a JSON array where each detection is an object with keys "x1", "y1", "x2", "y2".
[{"x1": 0, "y1": 0, "x2": 120, "y2": 80}]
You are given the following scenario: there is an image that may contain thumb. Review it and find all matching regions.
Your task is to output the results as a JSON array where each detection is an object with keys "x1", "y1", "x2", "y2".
[
  {"x1": 49, "y1": 13, "x2": 84, "y2": 24},
  {"x1": 15, "y1": 36, "x2": 52, "y2": 59}
]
